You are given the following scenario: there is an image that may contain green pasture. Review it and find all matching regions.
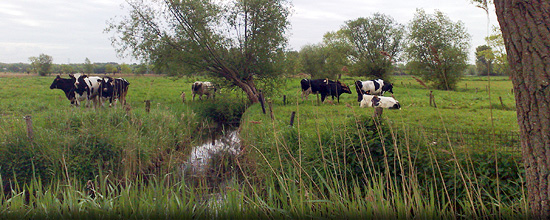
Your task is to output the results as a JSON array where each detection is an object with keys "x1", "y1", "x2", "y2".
[
  {"x1": 261, "y1": 75, "x2": 518, "y2": 134},
  {"x1": 0, "y1": 74, "x2": 525, "y2": 218}
]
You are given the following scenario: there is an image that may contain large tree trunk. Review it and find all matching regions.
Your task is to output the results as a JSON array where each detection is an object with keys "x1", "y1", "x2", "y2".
[{"x1": 495, "y1": 1, "x2": 550, "y2": 218}]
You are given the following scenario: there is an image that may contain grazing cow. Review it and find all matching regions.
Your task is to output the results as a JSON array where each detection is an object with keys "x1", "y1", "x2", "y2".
[
  {"x1": 71, "y1": 74, "x2": 102, "y2": 107},
  {"x1": 192, "y1": 81, "x2": 217, "y2": 100},
  {"x1": 355, "y1": 79, "x2": 394, "y2": 102},
  {"x1": 300, "y1": 78, "x2": 352, "y2": 103},
  {"x1": 50, "y1": 75, "x2": 76, "y2": 104},
  {"x1": 99, "y1": 76, "x2": 130, "y2": 107},
  {"x1": 359, "y1": 94, "x2": 401, "y2": 109}
]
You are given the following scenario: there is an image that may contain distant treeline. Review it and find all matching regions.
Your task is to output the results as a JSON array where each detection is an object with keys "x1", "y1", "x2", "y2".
[{"x1": 0, "y1": 62, "x2": 158, "y2": 75}]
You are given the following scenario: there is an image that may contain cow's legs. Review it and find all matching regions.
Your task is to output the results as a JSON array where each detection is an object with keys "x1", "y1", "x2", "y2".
[{"x1": 301, "y1": 88, "x2": 312, "y2": 101}]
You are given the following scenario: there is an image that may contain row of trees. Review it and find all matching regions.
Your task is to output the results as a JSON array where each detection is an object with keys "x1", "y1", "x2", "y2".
[
  {"x1": 291, "y1": 10, "x2": 472, "y2": 90},
  {"x1": 1, "y1": 57, "x2": 156, "y2": 76},
  {"x1": 107, "y1": 1, "x2": 489, "y2": 94}
]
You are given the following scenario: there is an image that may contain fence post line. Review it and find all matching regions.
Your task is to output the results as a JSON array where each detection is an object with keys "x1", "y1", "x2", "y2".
[
  {"x1": 283, "y1": 95, "x2": 287, "y2": 106},
  {"x1": 499, "y1": 96, "x2": 505, "y2": 109}
]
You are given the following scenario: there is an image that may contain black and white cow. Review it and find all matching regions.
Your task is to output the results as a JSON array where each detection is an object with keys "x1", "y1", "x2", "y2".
[
  {"x1": 355, "y1": 79, "x2": 394, "y2": 102},
  {"x1": 300, "y1": 78, "x2": 352, "y2": 103},
  {"x1": 192, "y1": 81, "x2": 217, "y2": 100},
  {"x1": 50, "y1": 75, "x2": 76, "y2": 104},
  {"x1": 359, "y1": 94, "x2": 401, "y2": 109},
  {"x1": 71, "y1": 74, "x2": 102, "y2": 107},
  {"x1": 99, "y1": 76, "x2": 130, "y2": 107}
]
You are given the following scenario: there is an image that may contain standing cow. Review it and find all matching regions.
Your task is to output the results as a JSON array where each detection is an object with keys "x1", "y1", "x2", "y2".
[
  {"x1": 99, "y1": 76, "x2": 130, "y2": 107},
  {"x1": 300, "y1": 78, "x2": 352, "y2": 103},
  {"x1": 71, "y1": 74, "x2": 102, "y2": 107},
  {"x1": 355, "y1": 79, "x2": 394, "y2": 102},
  {"x1": 192, "y1": 81, "x2": 217, "y2": 100}
]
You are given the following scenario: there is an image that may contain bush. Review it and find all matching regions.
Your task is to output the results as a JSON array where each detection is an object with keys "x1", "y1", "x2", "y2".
[{"x1": 193, "y1": 98, "x2": 247, "y2": 125}]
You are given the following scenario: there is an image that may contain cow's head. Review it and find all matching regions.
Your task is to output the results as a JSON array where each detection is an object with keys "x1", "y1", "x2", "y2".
[
  {"x1": 382, "y1": 83, "x2": 394, "y2": 94},
  {"x1": 50, "y1": 75, "x2": 62, "y2": 89},
  {"x1": 192, "y1": 82, "x2": 202, "y2": 92},
  {"x1": 337, "y1": 81, "x2": 352, "y2": 94},
  {"x1": 101, "y1": 76, "x2": 114, "y2": 93},
  {"x1": 371, "y1": 95, "x2": 381, "y2": 107}
]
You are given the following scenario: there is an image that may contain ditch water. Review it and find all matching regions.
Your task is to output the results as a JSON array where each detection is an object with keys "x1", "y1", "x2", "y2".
[{"x1": 184, "y1": 128, "x2": 241, "y2": 174}]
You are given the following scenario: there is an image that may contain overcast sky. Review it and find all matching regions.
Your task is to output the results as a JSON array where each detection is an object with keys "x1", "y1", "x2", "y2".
[{"x1": 0, "y1": 0, "x2": 498, "y2": 64}]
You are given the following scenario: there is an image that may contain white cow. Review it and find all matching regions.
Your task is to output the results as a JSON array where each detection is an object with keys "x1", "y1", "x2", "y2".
[
  {"x1": 355, "y1": 79, "x2": 394, "y2": 102},
  {"x1": 360, "y1": 94, "x2": 401, "y2": 109},
  {"x1": 191, "y1": 81, "x2": 217, "y2": 100}
]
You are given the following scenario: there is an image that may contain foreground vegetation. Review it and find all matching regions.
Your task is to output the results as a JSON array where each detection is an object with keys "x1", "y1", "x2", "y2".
[{"x1": 0, "y1": 74, "x2": 525, "y2": 218}]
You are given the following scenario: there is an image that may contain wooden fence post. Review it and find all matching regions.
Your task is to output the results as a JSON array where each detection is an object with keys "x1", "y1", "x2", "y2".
[
  {"x1": 499, "y1": 96, "x2": 505, "y2": 109},
  {"x1": 283, "y1": 95, "x2": 287, "y2": 106},
  {"x1": 290, "y1": 111, "x2": 296, "y2": 126},
  {"x1": 374, "y1": 107, "x2": 383, "y2": 117},
  {"x1": 258, "y1": 90, "x2": 266, "y2": 114},
  {"x1": 145, "y1": 100, "x2": 151, "y2": 113},
  {"x1": 24, "y1": 116, "x2": 34, "y2": 143},
  {"x1": 268, "y1": 101, "x2": 274, "y2": 121},
  {"x1": 429, "y1": 91, "x2": 437, "y2": 108}
]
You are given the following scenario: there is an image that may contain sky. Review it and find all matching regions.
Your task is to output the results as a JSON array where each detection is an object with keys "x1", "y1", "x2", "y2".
[{"x1": 0, "y1": 0, "x2": 498, "y2": 64}]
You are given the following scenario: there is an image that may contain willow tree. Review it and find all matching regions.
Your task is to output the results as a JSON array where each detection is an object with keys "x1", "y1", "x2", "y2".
[
  {"x1": 405, "y1": 9, "x2": 471, "y2": 90},
  {"x1": 342, "y1": 13, "x2": 405, "y2": 79},
  {"x1": 493, "y1": 0, "x2": 550, "y2": 218},
  {"x1": 107, "y1": 0, "x2": 291, "y2": 103}
]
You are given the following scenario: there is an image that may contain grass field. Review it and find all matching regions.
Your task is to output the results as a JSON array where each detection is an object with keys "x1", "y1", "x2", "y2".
[{"x1": 0, "y1": 73, "x2": 525, "y2": 218}]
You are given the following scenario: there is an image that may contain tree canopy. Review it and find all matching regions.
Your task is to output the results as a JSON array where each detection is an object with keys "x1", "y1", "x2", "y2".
[
  {"x1": 405, "y1": 9, "x2": 471, "y2": 90},
  {"x1": 28, "y1": 54, "x2": 53, "y2": 76},
  {"x1": 342, "y1": 13, "x2": 405, "y2": 80},
  {"x1": 107, "y1": 0, "x2": 292, "y2": 103}
]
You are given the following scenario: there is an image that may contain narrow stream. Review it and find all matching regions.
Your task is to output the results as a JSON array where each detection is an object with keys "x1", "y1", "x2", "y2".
[{"x1": 185, "y1": 129, "x2": 241, "y2": 173}]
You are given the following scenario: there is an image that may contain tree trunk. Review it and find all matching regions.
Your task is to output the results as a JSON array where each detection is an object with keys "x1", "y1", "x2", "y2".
[
  {"x1": 232, "y1": 77, "x2": 259, "y2": 103},
  {"x1": 495, "y1": 1, "x2": 550, "y2": 218}
]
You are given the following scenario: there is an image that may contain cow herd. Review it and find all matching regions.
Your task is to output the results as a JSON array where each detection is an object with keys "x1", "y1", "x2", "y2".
[
  {"x1": 49, "y1": 75, "x2": 399, "y2": 111},
  {"x1": 50, "y1": 74, "x2": 130, "y2": 108},
  {"x1": 301, "y1": 78, "x2": 401, "y2": 110}
]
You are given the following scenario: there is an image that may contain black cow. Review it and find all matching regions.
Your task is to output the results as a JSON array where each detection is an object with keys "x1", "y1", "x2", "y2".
[
  {"x1": 50, "y1": 75, "x2": 76, "y2": 104},
  {"x1": 300, "y1": 78, "x2": 352, "y2": 103}
]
